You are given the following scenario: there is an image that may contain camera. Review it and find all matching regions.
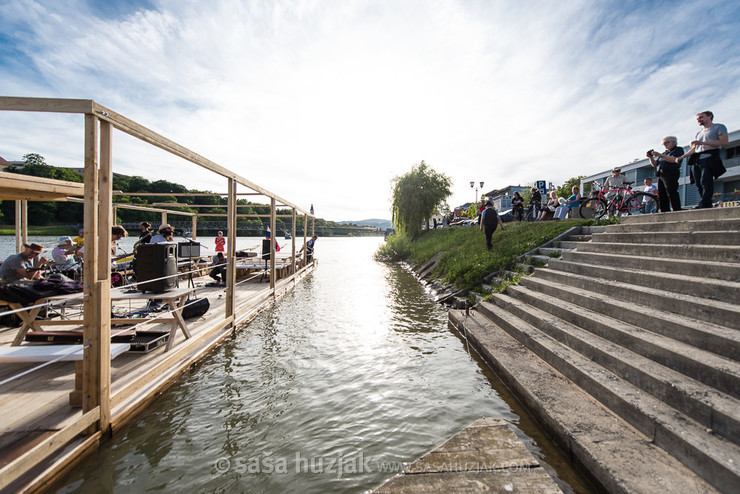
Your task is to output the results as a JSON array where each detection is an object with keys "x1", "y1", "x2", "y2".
[{"x1": 647, "y1": 149, "x2": 655, "y2": 156}]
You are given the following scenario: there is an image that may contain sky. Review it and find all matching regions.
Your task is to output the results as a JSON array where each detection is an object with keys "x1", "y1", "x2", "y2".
[{"x1": 1, "y1": 0, "x2": 739, "y2": 222}]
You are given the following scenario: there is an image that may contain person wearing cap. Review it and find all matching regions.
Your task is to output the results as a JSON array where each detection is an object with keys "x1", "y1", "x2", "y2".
[
  {"x1": 52, "y1": 236, "x2": 77, "y2": 266},
  {"x1": 0, "y1": 243, "x2": 49, "y2": 282},
  {"x1": 480, "y1": 202, "x2": 504, "y2": 250},
  {"x1": 603, "y1": 167, "x2": 628, "y2": 210},
  {"x1": 150, "y1": 224, "x2": 174, "y2": 244}
]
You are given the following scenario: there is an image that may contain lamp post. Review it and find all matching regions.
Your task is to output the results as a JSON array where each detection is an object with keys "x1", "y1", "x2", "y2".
[{"x1": 470, "y1": 181, "x2": 485, "y2": 204}]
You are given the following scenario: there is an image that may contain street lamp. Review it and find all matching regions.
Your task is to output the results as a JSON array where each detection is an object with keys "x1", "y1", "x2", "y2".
[{"x1": 470, "y1": 181, "x2": 485, "y2": 204}]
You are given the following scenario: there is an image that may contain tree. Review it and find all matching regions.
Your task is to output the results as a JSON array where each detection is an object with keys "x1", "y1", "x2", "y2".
[
  {"x1": 557, "y1": 175, "x2": 585, "y2": 198},
  {"x1": 391, "y1": 161, "x2": 452, "y2": 239}
]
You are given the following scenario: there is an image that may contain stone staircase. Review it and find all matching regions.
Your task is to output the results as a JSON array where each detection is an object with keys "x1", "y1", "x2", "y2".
[{"x1": 450, "y1": 207, "x2": 740, "y2": 493}]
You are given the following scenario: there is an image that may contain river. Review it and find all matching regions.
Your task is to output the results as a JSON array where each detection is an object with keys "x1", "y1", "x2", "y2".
[{"x1": 1, "y1": 236, "x2": 589, "y2": 493}]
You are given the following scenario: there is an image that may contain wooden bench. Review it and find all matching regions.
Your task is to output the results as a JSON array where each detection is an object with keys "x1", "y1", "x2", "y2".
[
  {"x1": 5, "y1": 287, "x2": 195, "y2": 351},
  {"x1": 0, "y1": 343, "x2": 130, "y2": 406}
]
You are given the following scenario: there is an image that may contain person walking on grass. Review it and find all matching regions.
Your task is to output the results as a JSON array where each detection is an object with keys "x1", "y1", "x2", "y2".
[{"x1": 480, "y1": 201, "x2": 504, "y2": 250}]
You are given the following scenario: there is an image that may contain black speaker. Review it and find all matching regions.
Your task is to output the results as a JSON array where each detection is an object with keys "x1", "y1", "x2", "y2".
[
  {"x1": 135, "y1": 242, "x2": 178, "y2": 293},
  {"x1": 177, "y1": 241, "x2": 201, "y2": 258},
  {"x1": 262, "y1": 239, "x2": 271, "y2": 260}
]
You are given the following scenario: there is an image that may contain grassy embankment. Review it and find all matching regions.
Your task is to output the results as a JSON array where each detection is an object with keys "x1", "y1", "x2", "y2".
[
  {"x1": 376, "y1": 219, "x2": 596, "y2": 291},
  {"x1": 0, "y1": 225, "x2": 79, "y2": 236}
]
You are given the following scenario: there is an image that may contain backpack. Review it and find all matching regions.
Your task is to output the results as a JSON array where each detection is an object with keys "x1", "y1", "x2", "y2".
[{"x1": 482, "y1": 208, "x2": 499, "y2": 228}]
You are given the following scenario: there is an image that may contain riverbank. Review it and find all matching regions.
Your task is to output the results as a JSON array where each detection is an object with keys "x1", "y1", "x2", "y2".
[{"x1": 375, "y1": 219, "x2": 594, "y2": 291}]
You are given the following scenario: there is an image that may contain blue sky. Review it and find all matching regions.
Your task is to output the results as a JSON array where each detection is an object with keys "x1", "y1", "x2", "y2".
[{"x1": 1, "y1": 0, "x2": 739, "y2": 221}]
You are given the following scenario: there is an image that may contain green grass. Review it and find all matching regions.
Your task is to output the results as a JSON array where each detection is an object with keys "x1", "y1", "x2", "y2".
[
  {"x1": 0, "y1": 225, "x2": 79, "y2": 236},
  {"x1": 376, "y1": 219, "x2": 593, "y2": 290}
]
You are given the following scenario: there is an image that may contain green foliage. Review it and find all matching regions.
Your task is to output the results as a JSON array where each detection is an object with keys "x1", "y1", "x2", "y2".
[
  {"x1": 375, "y1": 220, "x2": 588, "y2": 290},
  {"x1": 557, "y1": 175, "x2": 585, "y2": 198},
  {"x1": 374, "y1": 233, "x2": 412, "y2": 262},
  {"x1": 466, "y1": 203, "x2": 479, "y2": 219},
  {"x1": 391, "y1": 161, "x2": 452, "y2": 239}
]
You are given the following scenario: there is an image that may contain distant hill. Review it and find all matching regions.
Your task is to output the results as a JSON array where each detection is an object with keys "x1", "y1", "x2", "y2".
[{"x1": 337, "y1": 218, "x2": 392, "y2": 229}]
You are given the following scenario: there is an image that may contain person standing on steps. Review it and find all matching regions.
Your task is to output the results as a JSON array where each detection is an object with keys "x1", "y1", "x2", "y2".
[
  {"x1": 676, "y1": 111, "x2": 728, "y2": 209},
  {"x1": 480, "y1": 201, "x2": 504, "y2": 250},
  {"x1": 647, "y1": 136, "x2": 683, "y2": 212}
]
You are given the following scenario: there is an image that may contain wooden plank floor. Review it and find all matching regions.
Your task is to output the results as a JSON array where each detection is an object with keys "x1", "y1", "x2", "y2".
[{"x1": 0, "y1": 269, "x2": 309, "y2": 471}]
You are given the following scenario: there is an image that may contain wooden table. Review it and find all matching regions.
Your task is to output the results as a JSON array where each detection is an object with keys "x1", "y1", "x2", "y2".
[{"x1": 5, "y1": 287, "x2": 195, "y2": 351}]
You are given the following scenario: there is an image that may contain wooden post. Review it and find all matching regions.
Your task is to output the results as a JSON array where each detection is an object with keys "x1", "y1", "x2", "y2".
[
  {"x1": 14, "y1": 200, "x2": 21, "y2": 253},
  {"x1": 21, "y1": 200, "x2": 28, "y2": 247},
  {"x1": 112, "y1": 206, "x2": 117, "y2": 225},
  {"x1": 191, "y1": 216, "x2": 197, "y2": 240},
  {"x1": 302, "y1": 213, "x2": 308, "y2": 267},
  {"x1": 311, "y1": 216, "x2": 315, "y2": 237},
  {"x1": 161, "y1": 212, "x2": 167, "y2": 227},
  {"x1": 291, "y1": 208, "x2": 296, "y2": 277},
  {"x1": 82, "y1": 114, "x2": 101, "y2": 434},
  {"x1": 224, "y1": 178, "x2": 236, "y2": 322},
  {"x1": 270, "y1": 197, "x2": 276, "y2": 291}
]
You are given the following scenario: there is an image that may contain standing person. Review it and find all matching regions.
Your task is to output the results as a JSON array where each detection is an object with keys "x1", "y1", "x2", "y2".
[
  {"x1": 676, "y1": 111, "x2": 729, "y2": 209},
  {"x1": 0, "y1": 243, "x2": 48, "y2": 282},
  {"x1": 511, "y1": 191, "x2": 525, "y2": 221},
  {"x1": 214, "y1": 231, "x2": 226, "y2": 253},
  {"x1": 528, "y1": 187, "x2": 542, "y2": 220},
  {"x1": 138, "y1": 222, "x2": 152, "y2": 244},
  {"x1": 480, "y1": 202, "x2": 504, "y2": 250},
  {"x1": 300, "y1": 235, "x2": 317, "y2": 261},
  {"x1": 647, "y1": 136, "x2": 683, "y2": 212},
  {"x1": 641, "y1": 178, "x2": 658, "y2": 213}
]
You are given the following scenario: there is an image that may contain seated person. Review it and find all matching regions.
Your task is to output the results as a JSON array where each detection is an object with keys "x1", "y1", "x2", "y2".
[
  {"x1": 150, "y1": 224, "x2": 174, "y2": 243},
  {"x1": 52, "y1": 236, "x2": 77, "y2": 267},
  {"x1": 209, "y1": 252, "x2": 227, "y2": 284},
  {"x1": 73, "y1": 229, "x2": 84, "y2": 247},
  {"x1": 554, "y1": 185, "x2": 581, "y2": 220},
  {"x1": 0, "y1": 243, "x2": 48, "y2": 282},
  {"x1": 538, "y1": 191, "x2": 560, "y2": 220},
  {"x1": 511, "y1": 191, "x2": 525, "y2": 221}
]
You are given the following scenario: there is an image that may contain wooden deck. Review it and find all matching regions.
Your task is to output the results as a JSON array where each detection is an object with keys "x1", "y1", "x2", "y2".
[{"x1": 0, "y1": 265, "x2": 313, "y2": 491}]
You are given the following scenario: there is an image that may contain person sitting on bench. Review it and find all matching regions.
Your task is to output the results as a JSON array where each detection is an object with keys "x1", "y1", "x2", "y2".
[
  {"x1": 209, "y1": 252, "x2": 227, "y2": 284},
  {"x1": 0, "y1": 243, "x2": 48, "y2": 282}
]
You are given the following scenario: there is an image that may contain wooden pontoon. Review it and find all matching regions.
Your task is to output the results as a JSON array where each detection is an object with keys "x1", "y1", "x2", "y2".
[{"x1": 0, "y1": 97, "x2": 315, "y2": 492}]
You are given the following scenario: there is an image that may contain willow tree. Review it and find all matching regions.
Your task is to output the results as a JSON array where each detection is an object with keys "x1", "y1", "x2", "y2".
[{"x1": 391, "y1": 161, "x2": 452, "y2": 239}]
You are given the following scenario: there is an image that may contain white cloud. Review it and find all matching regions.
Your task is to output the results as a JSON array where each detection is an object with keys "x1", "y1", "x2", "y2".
[{"x1": 1, "y1": 0, "x2": 738, "y2": 220}]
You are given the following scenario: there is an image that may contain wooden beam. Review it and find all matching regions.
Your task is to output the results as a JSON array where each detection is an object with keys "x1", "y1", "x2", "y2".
[
  {"x1": 112, "y1": 192, "x2": 262, "y2": 197},
  {"x1": 193, "y1": 213, "x2": 295, "y2": 218},
  {"x1": 0, "y1": 171, "x2": 84, "y2": 199},
  {"x1": 225, "y1": 179, "x2": 236, "y2": 321},
  {"x1": 82, "y1": 113, "x2": 100, "y2": 435},
  {"x1": 191, "y1": 216, "x2": 197, "y2": 240},
  {"x1": 0, "y1": 96, "x2": 94, "y2": 114},
  {"x1": 291, "y1": 209, "x2": 296, "y2": 278},
  {"x1": 14, "y1": 200, "x2": 21, "y2": 253},
  {"x1": 95, "y1": 119, "x2": 113, "y2": 433},
  {"x1": 270, "y1": 197, "x2": 276, "y2": 291}
]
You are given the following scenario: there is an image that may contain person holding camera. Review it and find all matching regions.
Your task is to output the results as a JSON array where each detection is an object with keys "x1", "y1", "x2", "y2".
[{"x1": 647, "y1": 135, "x2": 683, "y2": 212}]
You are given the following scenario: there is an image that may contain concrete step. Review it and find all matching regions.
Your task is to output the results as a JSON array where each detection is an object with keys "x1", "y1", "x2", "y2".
[
  {"x1": 562, "y1": 234, "x2": 591, "y2": 242},
  {"x1": 502, "y1": 285, "x2": 740, "y2": 407},
  {"x1": 620, "y1": 206, "x2": 740, "y2": 224},
  {"x1": 472, "y1": 302, "x2": 740, "y2": 492},
  {"x1": 560, "y1": 250, "x2": 740, "y2": 282},
  {"x1": 514, "y1": 263, "x2": 536, "y2": 274},
  {"x1": 547, "y1": 258, "x2": 740, "y2": 305},
  {"x1": 449, "y1": 310, "x2": 719, "y2": 494},
  {"x1": 579, "y1": 225, "x2": 607, "y2": 234},
  {"x1": 574, "y1": 241, "x2": 740, "y2": 263},
  {"x1": 608, "y1": 218, "x2": 740, "y2": 233},
  {"x1": 591, "y1": 230, "x2": 740, "y2": 246},
  {"x1": 556, "y1": 240, "x2": 583, "y2": 250},
  {"x1": 519, "y1": 275, "x2": 739, "y2": 361},
  {"x1": 532, "y1": 268, "x2": 740, "y2": 330},
  {"x1": 537, "y1": 247, "x2": 565, "y2": 257}
]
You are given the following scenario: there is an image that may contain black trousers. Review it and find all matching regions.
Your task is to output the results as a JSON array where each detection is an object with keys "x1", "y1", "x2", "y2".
[
  {"x1": 692, "y1": 158, "x2": 715, "y2": 208},
  {"x1": 209, "y1": 266, "x2": 226, "y2": 282},
  {"x1": 484, "y1": 225, "x2": 498, "y2": 250},
  {"x1": 658, "y1": 167, "x2": 681, "y2": 212}
]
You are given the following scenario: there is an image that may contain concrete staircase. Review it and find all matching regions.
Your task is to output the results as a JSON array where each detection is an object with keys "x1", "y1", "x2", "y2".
[{"x1": 453, "y1": 207, "x2": 740, "y2": 493}]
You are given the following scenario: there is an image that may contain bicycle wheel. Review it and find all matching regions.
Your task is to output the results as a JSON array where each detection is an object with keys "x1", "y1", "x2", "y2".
[
  {"x1": 579, "y1": 198, "x2": 607, "y2": 219},
  {"x1": 625, "y1": 192, "x2": 658, "y2": 215}
]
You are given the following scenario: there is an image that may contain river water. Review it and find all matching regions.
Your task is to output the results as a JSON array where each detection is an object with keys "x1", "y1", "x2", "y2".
[{"x1": 0, "y1": 236, "x2": 589, "y2": 493}]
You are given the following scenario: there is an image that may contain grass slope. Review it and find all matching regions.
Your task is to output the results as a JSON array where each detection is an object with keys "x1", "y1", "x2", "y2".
[{"x1": 376, "y1": 219, "x2": 590, "y2": 290}]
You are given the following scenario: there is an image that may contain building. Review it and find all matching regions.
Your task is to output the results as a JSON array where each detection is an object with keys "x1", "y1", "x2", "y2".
[
  {"x1": 581, "y1": 129, "x2": 740, "y2": 207},
  {"x1": 482, "y1": 185, "x2": 527, "y2": 211}
]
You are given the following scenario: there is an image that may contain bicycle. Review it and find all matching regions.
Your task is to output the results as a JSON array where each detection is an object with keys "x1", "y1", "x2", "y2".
[{"x1": 579, "y1": 181, "x2": 657, "y2": 220}]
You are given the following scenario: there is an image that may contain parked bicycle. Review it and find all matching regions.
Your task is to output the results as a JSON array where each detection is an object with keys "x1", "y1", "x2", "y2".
[{"x1": 579, "y1": 181, "x2": 657, "y2": 219}]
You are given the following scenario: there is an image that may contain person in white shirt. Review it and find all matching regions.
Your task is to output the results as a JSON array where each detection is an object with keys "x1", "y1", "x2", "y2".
[{"x1": 642, "y1": 178, "x2": 658, "y2": 213}]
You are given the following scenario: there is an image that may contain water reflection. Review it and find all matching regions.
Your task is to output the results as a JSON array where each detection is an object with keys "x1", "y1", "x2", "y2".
[{"x1": 57, "y1": 237, "x2": 520, "y2": 493}]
